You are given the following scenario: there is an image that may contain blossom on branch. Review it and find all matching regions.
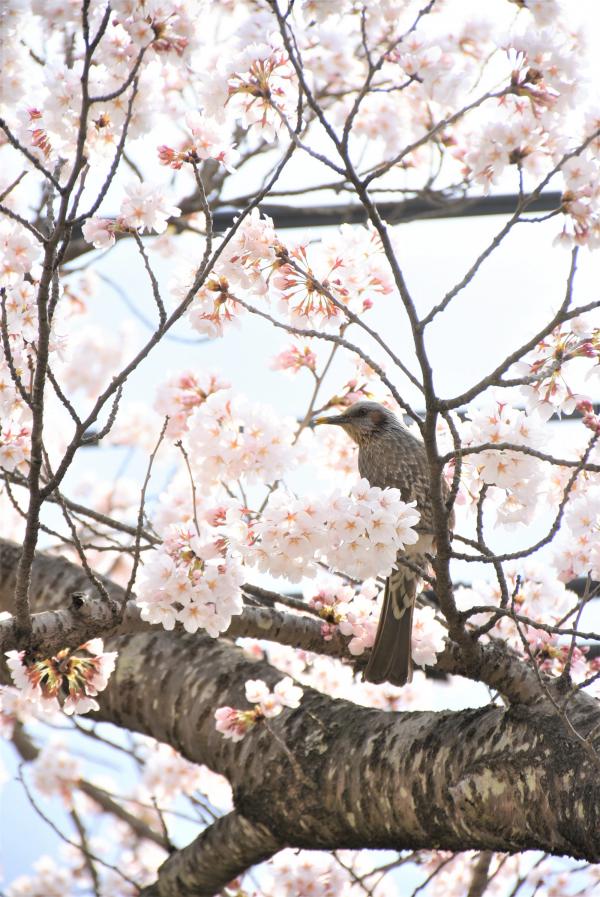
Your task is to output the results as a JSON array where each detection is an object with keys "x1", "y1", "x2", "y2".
[
  {"x1": 251, "y1": 480, "x2": 420, "y2": 583},
  {"x1": 227, "y1": 45, "x2": 297, "y2": 140},
  {"x1": 158, "y1": 111, "x2": 239, "y2": 171},
  {"x1": 513, "y1": 316, "x2": 598, "y2": 419},
  {"x1": 154, "y1": 369, "x2": 230, "y2": 438},
  {"x1": 271, "y1": 341, "x2": 318, "y2": 375},
  {"x1": 185, "y1": 389, "x2": 298, "y2": 485},
  {"x1": 5, "y1": 638, "x2": 117, "y2": 716},
  {"x1": 215, "y1": 676, "x2": 303, "y2": 741},
  {"x1": 0, "y1": 224, "x2": 41, "y2": 288},
  {"x1": 119, "y1": 181, "x2": 181, "y2": 234},
  {"x1": 136, "y1": 523, "x2": 245, "y2": 637}
]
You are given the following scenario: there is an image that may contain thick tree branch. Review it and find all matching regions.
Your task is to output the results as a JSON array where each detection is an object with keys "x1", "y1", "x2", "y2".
[
  {"x1": 2, "y1": 541, "x2": 600, "y2": 894},
  {"x1": 96, "y1": 630, "x2": 600, "y2": 893},
  {"x1": 140, "y1": 811, "x2": 282, "y2": 897}
]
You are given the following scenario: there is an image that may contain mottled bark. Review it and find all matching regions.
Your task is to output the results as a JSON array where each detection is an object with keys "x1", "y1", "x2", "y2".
[
  {"x1": 90, "y1": 629, "x2": 600, "y2": 860},
  {"x1": 1, "y1": 539, "x2": 600, "y2": 897},
  {"x1": 140, "y1": 812, "x2": 282, "y2": 897}
]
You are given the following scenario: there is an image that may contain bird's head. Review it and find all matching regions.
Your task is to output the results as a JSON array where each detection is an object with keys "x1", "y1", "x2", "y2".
[{"x1": 314, "y1": 401, "x2": 396, "y2": 445}]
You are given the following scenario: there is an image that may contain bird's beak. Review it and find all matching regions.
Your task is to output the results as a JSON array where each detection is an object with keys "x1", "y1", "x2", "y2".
[{"x1": 313, "y1": 413, "x2": 348, "y2": 426}]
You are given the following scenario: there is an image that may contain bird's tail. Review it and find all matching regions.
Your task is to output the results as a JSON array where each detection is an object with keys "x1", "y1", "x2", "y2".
[{"x1": 363, "y1": 558, "x2": 425, "y2": 687}]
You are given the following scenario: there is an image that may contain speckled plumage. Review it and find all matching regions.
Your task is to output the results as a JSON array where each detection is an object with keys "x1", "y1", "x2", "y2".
[{"x1": 317, "y1": 401, "x2": 450, "y2": 687}]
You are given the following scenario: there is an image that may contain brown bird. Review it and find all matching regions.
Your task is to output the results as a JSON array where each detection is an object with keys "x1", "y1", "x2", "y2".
[{"x1": 316, "y1": 401, "x2": 451, "y2": 686}]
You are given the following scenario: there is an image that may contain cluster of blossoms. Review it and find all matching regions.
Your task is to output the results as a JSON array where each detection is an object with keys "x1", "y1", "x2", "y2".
[
  {"x1": 455, "y1": 560, "x2": 579, "y2": 656},
  {"x1": 179, "y1": 212, "x2": 395, "y2": 338},
  {"x1": 0, "y1": 223, "x2": 41, "y2": 289},
  {"x1": 5, "y1": 855, "x2": 81, "y2": 897},
  {"x1": 57, "y1": 320, "x2": 136, "y2": 400},
  {"x1": 5, "y1": 835, "x2": 165, "y2": 897},
  {"x1": 225, "y1": 44, "x2": 297, "y2": 141},
  {"x1": 458, "y1": 19, "x2": 584, "y2": 190},
  {"x1": 4, "y1": 4, "x2": 196, "y2": 172},
  {"x1": 252, "y1": 480, "x2": 420, "y2": 582},
  {"x1": 0, "y1": 278, "x2": 38, "y2": 488},
  {"x1": 512, "y1": 315, "x2": 599, "y2": 420},
  {"x1": 456, "y1": 398, "x2": 549, "y2": 527},
  {"x1": 0, "y1": 418, "x2": 31, "y2": 472},
  {"x1": 270, "y1": 232, "x2": 393, "y2": 329},
  {"x1": 184, "y1": 389, "x2": 298, "y2": 486},
  {"x1": 537, "y1": 643, "x2": 599, "y2": 684},
  {"x1": 29, "y1": 739, "x2": 82, "y2": 807},
  {"x1": 158, "y1": 109, "x2": 239, "y2": 172},
  {"x1": 269, "y1": 250, "x2": 339, "y2": 327},
  {"x1": 306, "y1": 579, "x2": 380, "y2": 649},
  {"x1": 557, "y1": 147, "x2": 600, "y2": 248},
  {"x1": 214, "y1": 676, "x2": 303, "y2": 742},
  {"x1": 136, "y1": 523, "x2": 245, "y2": 636},
  {"x1": 175, "y1": 210, "x2": 277, "y2": 338},
  {"x1": 110, "y1": 0, "x2": 199, "y2": 57},
  {"x1": 184, "y1": 275, "x2": 245, "y2": 339},
  {"x1": 133, "y1": 733, "x2": 233, "y2": 812},
  {"x1": 5, "y1": 638, "x2": 117, "y2": 716},
  {"x1": 82, "y1": 182, "x2": 181, "y2": 249},
  {"x1": 306, "y1": 579, "x2": 446, "y2": 667},
  {"x1": 264, "y1": 849, "x2": 356, "y2": 897},
  {"x1": 271, "y1": 341, "x2": 318, "y2": 375},
  {"x1": 154, "y1": 369, "x2": 230, "y2": 438},
  {"x1": 138, "y1": 741, "x2": 205, "y2": 804},
  {"x1": 552, "y1": 485, "x2": 600, "y2": 583}
]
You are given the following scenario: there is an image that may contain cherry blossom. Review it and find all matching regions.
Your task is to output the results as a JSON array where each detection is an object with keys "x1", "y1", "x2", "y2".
[
  {"x1": 119, "y1": 182, "x2": 181, "y2": 234},
  {"x1": 411, "y1": 606, "x2": 447, "y2": 667},
  {"x1": 455, "y1": 560, "x2": 580, "y2": 656},
  {"x1": 136, "y1": 523, "x2": 245, "y2": 637},
  {"x1": 251, "y1": 480, "x2": 419, "y2": 582},
  {"x1": 552, "y1": 485, "x2": 600, "y2": 582},
  {"x1": 457, "y1": 397, "x2": 550, "y2": 526},
  {"x1": 226, "y1": 45, "x2": 297, "y2": 141},
  {"x1": 154, "y1": 369, "x2": 230, "y2": 438},
  {"x1": 6, "y1": 638, "x2": 117, "y2": 716},
  {"x1": 29, "y1": 739, "x2": 82, "y2": 807},
  {"x1": 0, "y1": 419, "x2": 31, "y2": 473},
  {"x1": 513, "y1": 317, "x2": 598, "y2": 420},
  {"x1": 214, "y1": 705, "x2": 258, "y2": 742},
  {"x1": 5, "y1": 855, "x2": 79, "y2": 897},
  {"x1": 81, "y1": 217, "x2": 116, "y2": 250},
  {"x1": 0, "y1": 224, "x2": 41, "y2": 288},
  {"x1": 184, "y1": 389, "x2": 298, "y2": 485},
  {"x1": 159, "y1": 111, "x2": 239, "y2": 171},
  {"x1": 265, "y1": 849, "x2": 355, "y2": 897},
  {"x1": 215, "y1": 676, "x2": 303, "y2": 741},
  {"x1": 139, "y1": 741, "x2": 204, "y2": 803},
  {"x1": 271, "y1": 341, "x2": 318, "y2": 375}
]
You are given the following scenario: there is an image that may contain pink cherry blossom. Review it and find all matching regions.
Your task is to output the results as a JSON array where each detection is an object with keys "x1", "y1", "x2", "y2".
[
  {"x1": 81, "y1": 217, "x2": 116, "y2": 250},
  {"x1": 119, "y1": 182, "x2": 181, "y2": 234},
  {"x1": 5, "y1": 639, "x2": 117, "y2": 716},
  {"x1": 154, "y1": 369, "x2": 230, "y2": 438},
  {"x1": 214, "y1": 706, "x2": 258, "y2": 741}
]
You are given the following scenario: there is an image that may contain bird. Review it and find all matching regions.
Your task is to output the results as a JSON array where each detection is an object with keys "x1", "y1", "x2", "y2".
[{"x1": 315, "y1": 400, "x2": 452, "y2": 686}]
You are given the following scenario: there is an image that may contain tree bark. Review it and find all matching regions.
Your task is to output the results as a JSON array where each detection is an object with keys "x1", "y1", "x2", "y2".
[{"x1": 1, "y1": 539, "x2": 599, "y2": 897}]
